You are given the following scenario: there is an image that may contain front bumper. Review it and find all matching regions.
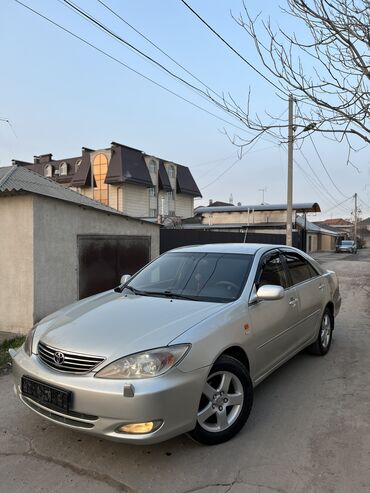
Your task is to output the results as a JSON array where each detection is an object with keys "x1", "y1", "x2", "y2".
[{"x1": 11, "y1": 347, "x2": 209, "y2": 444}]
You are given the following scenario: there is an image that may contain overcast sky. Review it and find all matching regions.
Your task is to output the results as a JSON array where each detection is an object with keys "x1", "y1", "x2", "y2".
[{"x1": 1, "y1": 0, "x2": 369, "y2": 220}]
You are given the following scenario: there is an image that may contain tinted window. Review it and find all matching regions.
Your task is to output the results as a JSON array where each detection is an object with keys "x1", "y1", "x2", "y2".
[
  {"x1": 283, "y1": 252, "x2": 317, "y2": 285},
  {"x1": 129, "y1": 252, "x2": 253, "y2": 303},
  {"x1": 258, "y1": 254, "x2": 288, "y2": 289}
]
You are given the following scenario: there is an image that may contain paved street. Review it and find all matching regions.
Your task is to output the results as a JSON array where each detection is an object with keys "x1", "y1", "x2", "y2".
[{"x1": 1, "y1": 249, "x2": 370, "y2": 493}]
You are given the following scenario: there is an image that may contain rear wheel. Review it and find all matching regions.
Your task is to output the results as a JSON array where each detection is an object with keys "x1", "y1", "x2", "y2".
[
  {"x1": 189, "y1": 355, "x2": 253, "y2": 445},
  {"x1": 307, "y1": 308, "x2": 333, "y2": 356}
]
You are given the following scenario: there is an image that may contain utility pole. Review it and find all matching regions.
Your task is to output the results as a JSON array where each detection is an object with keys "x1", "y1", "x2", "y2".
[
  {"x1": 286, "y1": 94, "x2": 294, "y2": 246},
  {"x1": 354, "y1": 192, "x2": 358, "y2": 241}
]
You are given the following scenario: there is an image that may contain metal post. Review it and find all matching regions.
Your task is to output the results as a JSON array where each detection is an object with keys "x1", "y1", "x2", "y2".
[
  {"x1": 286, "y1": 94, "x2": 294, "y2": 246},
  {"x1": 354, "y1": 192, "x2": 358, "y2": 241}
]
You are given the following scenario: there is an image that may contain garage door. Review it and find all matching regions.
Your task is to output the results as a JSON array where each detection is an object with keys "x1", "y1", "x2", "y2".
[{"x1": 78, "y1": 235, "x2": 150, "y2": 299}]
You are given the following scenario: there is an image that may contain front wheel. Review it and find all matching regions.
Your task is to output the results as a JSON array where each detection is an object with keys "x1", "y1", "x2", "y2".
[
  {"x1": 307, "y1": 308, "x2": 333, "y2": 356},
  {"x1": 189, "y1": 355, "x2": 253, "y2": 445}
]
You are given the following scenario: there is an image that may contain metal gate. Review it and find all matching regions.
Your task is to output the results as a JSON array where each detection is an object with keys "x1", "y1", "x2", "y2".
[
  {"x1": 160, "y1": 229, "x2": 303, "y2": 254},
  {"x1": 78, "y1": 235, "x2": 150, "y2": 299}
]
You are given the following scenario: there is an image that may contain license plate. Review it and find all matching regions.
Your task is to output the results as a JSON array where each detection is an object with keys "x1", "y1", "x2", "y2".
[{"x1": 21, "y1": 376, "x2": 72, "y2": 412}]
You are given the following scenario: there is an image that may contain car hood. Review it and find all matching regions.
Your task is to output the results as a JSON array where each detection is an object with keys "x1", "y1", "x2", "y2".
[{"x1": 34, "y1": 290, "x2": 226, "y2": 361}]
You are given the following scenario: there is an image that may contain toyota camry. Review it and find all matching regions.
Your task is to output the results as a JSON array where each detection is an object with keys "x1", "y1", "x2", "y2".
[{"x1": 11, "y1": 244, "x2": 341, "y2": 445}]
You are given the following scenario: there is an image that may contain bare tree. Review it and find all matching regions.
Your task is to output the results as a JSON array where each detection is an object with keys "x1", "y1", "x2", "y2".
[{"x1": 218, "y1": 0, "x2": 369, "y2": 155}]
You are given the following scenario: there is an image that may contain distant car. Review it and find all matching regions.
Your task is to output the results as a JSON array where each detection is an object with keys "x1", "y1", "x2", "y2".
[
  {"x1": 11, "y1": 244, "x2": 341, "y2": 445},
  {"x1": 336, "y1": 240, "x2": 357, "y2": 254}
]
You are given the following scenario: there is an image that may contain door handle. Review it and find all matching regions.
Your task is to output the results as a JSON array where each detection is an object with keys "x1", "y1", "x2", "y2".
[{"x1": 289, "y1": 298, "x2": 297, "y2": 306}]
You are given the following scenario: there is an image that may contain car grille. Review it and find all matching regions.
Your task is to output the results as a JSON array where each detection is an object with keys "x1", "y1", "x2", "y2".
[{"x1": 38, "y1": 341, "x2": 105, "y2": 374}]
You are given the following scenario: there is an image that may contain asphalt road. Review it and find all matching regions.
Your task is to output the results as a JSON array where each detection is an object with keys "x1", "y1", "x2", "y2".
[{"x1": 1, "y1": 249, "x2": 370, "y2": 493}]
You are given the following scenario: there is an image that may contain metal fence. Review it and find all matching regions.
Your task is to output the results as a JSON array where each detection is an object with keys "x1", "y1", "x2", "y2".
[{"x1": 160, "y1": 229, "x2": 303, "y2": 254}]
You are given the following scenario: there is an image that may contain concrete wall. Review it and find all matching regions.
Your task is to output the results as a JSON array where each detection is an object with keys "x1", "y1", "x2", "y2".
[
  {"x1": 202, "y1": 210, "x2": 296, "y2": 226},
  {"x1": 176, "y1": 194, "x2": 194, "y2": 218},
  {"x1": 0, "y1": 195, "x2": 34, "y2": 333},
  {"x1": 122, "y1": 183, "x2": 150, "y2": 218},
  {"x1": 32, "y1": 195, "x2": 160, "y2": 325}
]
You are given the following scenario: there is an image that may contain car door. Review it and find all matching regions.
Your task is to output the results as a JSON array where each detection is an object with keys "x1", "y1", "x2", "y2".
[
  {"x1": 248, "y1": 251, "x2": 301, "y2": 381},
  {"x1": 281, "y1": 250, "x2": 324, "y2": 347}
]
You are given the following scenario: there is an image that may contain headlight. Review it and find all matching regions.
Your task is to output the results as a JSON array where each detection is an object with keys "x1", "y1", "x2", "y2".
[
  {"x1": 24, "y1": 326, "x2": 37, "y2": 356},
  {"x1": 95, "y1": 344, "x2": 191, "y2": 379}
]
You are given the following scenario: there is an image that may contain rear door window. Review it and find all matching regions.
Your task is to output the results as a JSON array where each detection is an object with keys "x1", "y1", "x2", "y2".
[{"x1": 283, "y1": 252, "x2": 317, "y2": 286}]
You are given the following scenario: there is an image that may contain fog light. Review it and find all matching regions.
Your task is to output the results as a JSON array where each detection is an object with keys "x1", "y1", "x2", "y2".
[{"x1": 117, "y1": 420, "x2": 163, "y2": 434}]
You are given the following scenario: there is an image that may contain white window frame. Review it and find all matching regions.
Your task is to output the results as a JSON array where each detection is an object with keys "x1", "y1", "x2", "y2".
[
  {"x1": 168, "y1": 165, "x2": 175, "y2": 178},
  {"x1": 44, "y1": 164, "x2": 53, "y2": 178},
  {"x1": 149, "y1": 159, "x2": 157, "y2": 174},
  {"x1": 149, "y1": 187, "x2": 156, "y2": 197},
  {"x1": 60, "y1": 162, "x2": 68, "y2": 176},
  {"x1": 149, "y1": 208, "x2": 157, "y2": 218}
]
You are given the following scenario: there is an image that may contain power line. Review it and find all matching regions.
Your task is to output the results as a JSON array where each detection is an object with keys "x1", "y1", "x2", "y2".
[
  {"x1": 96, "y1": 0, "x2": 228, "y2": 105},
  {"x1": 199, "y1": 109, "x2": 288, "y2": 190},
  {"x1": 179, "y1": 0, "x2": 287, "y2": 96},
  {"x1": 13, "y1": 0, "x2": 264, "y2": 136},
  {"x1": 320, "y1": 196, "x2": 353, "y2": 215},
  {"x1": 296, "y1": 103, "x2": 350, "y2": 199},
  {"x1": 297, "y1": 147, "x2": 344, "y2": 205},
  {"x1": 61, "y1": 0, "x2": 261, "y2": 134}
]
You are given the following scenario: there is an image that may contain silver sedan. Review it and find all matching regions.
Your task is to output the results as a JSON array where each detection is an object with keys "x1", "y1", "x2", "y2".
[{"x1": 11, "y1": 244, "x2": 341, "y2": 445}]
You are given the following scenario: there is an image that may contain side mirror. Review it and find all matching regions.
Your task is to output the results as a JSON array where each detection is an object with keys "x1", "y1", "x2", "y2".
[
  {"x1": 120, "y1": 274, "x2": 131, "y2": 285},
  {"x1": 256, "y1": 284, "x2": 284, "y2": 301}
]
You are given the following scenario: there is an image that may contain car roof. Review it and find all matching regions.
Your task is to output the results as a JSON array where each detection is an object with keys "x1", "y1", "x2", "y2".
[{"x1": 169, "y1": 243, "x2": 291, "y2": 255}]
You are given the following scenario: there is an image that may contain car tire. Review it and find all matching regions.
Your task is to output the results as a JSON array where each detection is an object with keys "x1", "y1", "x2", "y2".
[
  {"x1": 189, "y1": 355, "x2": 253, "y2": 445},
  {"x1": 307, "y1": 308, "x2": 333, "y2": 356}
]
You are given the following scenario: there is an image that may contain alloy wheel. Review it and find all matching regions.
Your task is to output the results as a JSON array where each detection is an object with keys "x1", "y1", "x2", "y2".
[
  {"x1": 320, "y1": 313, "x2": 332, "y2": 348},
  {"x1": 197, "y1": 371, "x2": 244, "y2": 433}
]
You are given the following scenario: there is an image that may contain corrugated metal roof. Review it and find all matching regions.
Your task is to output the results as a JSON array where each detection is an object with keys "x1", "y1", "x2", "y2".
[
  {"x1": 195, "y1": 202, "x2": 321, "y2": 214},
  {"x1": 0, "y1": 165, "x2": 158, "y2": 225},
  {"x1": 296, "y1": 216, "x2": 339, "y2": 236}
]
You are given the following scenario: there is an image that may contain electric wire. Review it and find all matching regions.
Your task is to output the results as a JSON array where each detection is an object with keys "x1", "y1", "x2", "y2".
[
  {"x1": 179, "y1": 0, "x2": 287, "y2": 96},
  {"x1": 61, "y1": 0, "x2": 266, "y2": 137},
  {"x1": 296, "y1": 103, "x2": 350, "y2": 199},
  {"x1": 13, "y1": 0, "x2": 265, "y2": 136},
  {"x1": 96, "y1": 0, "x2": 230, "y2": 106},
  {"x1": 199, "y1": 110, "x2": 288, "y2": 190}
]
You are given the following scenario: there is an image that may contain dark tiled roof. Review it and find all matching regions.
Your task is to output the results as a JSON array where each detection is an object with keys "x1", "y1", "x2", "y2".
[
  {"x1": 158, "y1": 160, "x2": 172, "y2": 191},
  {"x1": 176, "y1": 164, "x2": 202, "y2": 197},
  {"x1": 11, "y1": 143, "x2": 200, "y2": 194},
  {"x1": 106, "y1": 143, "x2": 153, "y2": 187},
  {"x1": 71, "y1": 149, "x2": 94, "y2": 187},
  {"x1": 0, "y1": 166, "x2": 158, "y2": 227}
]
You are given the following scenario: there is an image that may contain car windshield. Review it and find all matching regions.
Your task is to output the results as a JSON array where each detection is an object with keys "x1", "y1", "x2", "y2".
[
  {"x1": 126, "y1": 252, "x2": 253, "y2": 303},
  {"x1": 341, "y1": 241, "x2": 353, "y2": 245}
]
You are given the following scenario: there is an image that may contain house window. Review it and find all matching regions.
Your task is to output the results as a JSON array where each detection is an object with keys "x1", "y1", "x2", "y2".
[
  {"x1": 168, "y1": 165, "x2": 175, "y2": 178},
  {"x1": 149, "y1": 160, "x2": 157, "y2": 174},
  {"x1": 167, "y1": 190, "x2": 175, "y2": 200},
  {"x1": 149, "y1": 208, "x2": 157, "y2": 218},
  {"x1": 93, "y1": 153, "x2": 109, "y2": 205},
  {"x1": 60, "y1": 162, "x2": 68, "y2": 176},
  {"x1": 44, "y1": 164, "x2": 53, "y2": 178},
  {"x1": 169, "y1": 210, "x2": 176, "y2": 217},
  {"x1": 75, "y1": 159, "x2": 82, "y2": 172},
  {"x1": 149, "y1": 187, "x2": 156, "y2": 197}
]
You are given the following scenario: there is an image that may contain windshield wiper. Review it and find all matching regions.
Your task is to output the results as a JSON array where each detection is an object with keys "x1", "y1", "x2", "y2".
[
  {"x1": 114, "y1": 285, "x2": 151, "y2": 296},
  {"x1": 160, "y1": 290, "x2": 198, "y2": 301}
]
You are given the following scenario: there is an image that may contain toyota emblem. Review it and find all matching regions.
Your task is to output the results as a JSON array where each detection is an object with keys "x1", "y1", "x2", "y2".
[{"x1": 54, "y1": 351, "x2": 65, "y2": 365}]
